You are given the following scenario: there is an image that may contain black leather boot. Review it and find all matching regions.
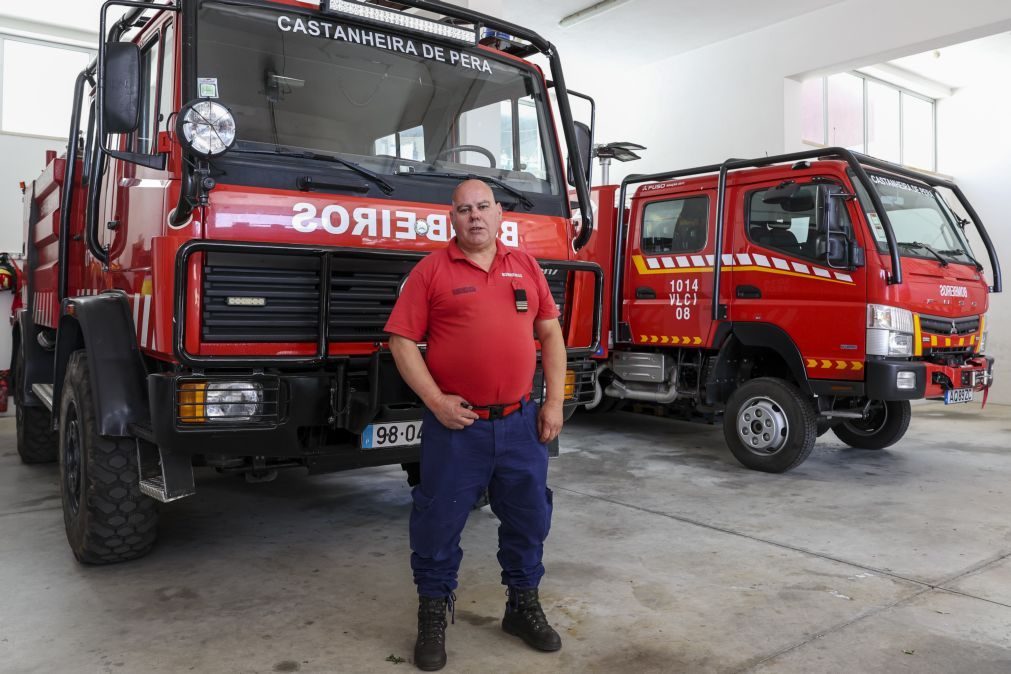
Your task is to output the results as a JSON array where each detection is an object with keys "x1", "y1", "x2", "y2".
[
  {"x1": 414, "y1": 595, "x2": 450, "y2": 671},
  {"x1": 501, "y1": 587, "x2": 562, "y2": 652}
]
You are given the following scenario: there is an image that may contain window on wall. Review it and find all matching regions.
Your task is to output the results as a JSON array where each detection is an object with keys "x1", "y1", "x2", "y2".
[
  {"x1": 1, "y1": 36, "x2": 94, "y2": 138},
  {"x1": 800, "y1": 72, "x2": 936, "y2": 171}
]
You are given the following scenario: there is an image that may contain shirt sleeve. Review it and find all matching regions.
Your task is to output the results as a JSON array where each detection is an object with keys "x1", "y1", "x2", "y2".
[
  {"x1": 383, "y1": 263, "x2": 430, "y2": 341},
  {"x1": 532, "y1": 256, "x2": 561, "y2": 321}
]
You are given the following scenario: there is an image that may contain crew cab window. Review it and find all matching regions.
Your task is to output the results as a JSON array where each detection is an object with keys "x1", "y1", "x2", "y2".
[
  {"x1": 747, "y1": 184, "x2": 852, "y2": 262},
  {"x1": 640, "y1": 196, "x2": 709, "y2": 255}
]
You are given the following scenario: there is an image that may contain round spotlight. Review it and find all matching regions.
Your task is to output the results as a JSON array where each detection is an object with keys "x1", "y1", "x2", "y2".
[{"x1": 177, "y1": 99, "x2": 236, "y2": 157}]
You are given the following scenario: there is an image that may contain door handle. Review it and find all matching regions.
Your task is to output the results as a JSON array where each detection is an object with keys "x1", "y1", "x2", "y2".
[
  {"x1": 736, "y1": 285, "x2": 761, "y2": 299},
  {"x1": 635, "y1": 287, "x2": 656, "y2": 299}
]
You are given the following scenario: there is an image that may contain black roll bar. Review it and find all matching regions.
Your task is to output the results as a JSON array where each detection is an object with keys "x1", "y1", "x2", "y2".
[
  {"x1": 58, "y1": 69, "x2": 93, "y2": 302},
  {"x1": 612, "y1": 147, "x2": 1002, "y2": 341}
]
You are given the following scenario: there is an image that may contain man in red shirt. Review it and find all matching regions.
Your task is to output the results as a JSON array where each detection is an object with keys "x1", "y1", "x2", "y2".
[{"x1": 385, "y1": 179, "x2": 566, "y2": 671}]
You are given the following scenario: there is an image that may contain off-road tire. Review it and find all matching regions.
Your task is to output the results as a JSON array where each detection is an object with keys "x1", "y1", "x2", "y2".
[
  {"x1": 833, "y1": 400, "x2": 911, "y2": 450},
  {"x1": 723, "y1": 377, "x2": 817, "y2": 473},
  {"x1": 14, "y1": 342, "x2": 58, "y2": 464},
  {"x1": 59, "y1": 350, "x2": 158, "y2": 564}
]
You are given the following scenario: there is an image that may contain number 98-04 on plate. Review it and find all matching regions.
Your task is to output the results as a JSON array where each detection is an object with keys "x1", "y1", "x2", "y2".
[{"x1": 361, "y1": 421, "x2": 423, "y2": 449}]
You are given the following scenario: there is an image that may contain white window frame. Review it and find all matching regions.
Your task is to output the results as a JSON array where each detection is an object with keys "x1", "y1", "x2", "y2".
[
  {"x1": 0, "y1": 32, "x2": 96, "y2": 139},
  {"x1": 804, "y1": 71, "x2": 937, "y2": 172}
]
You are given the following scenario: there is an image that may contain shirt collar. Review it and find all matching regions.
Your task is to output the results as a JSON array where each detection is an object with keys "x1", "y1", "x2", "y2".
[{"x1": 447, "y1": 237, "x2": 511, "y2": 263}]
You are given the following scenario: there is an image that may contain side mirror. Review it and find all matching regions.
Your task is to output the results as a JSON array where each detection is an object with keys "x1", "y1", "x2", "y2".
[
  {"x1": 103, "y1": 42, "x2": 141, "y2": 134},
  {"x1": 763, "y1": 181, "x2": 813, "y2": 212},
  {"x1": 567, "y1": 121, "x2": 592, "y2": 188},
  {"x1": 817, "y1": 233, "x2": 850, "y2": 267},
  {"x1": 818, "y1": 184, "x2": 864, "y2": 269}
]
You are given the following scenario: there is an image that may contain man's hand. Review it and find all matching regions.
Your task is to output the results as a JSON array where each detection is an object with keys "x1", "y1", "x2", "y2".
[
  {"x1": 430, "y1": 393, "x2": 480, "y2": 430},
  {"x1": 537, "y1": 399, "x2": 564, "y2": 444}
]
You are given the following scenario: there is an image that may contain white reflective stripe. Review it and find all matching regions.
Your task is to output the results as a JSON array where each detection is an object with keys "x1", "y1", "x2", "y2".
[
  {"x1": 722, "y1": 254, "x2": 735, "y2": 266},
  {"x1": 737, "y1": 253, "x2": 752, "y2": 266},
  {"x1": 813, "y1": 267, "x2": 831, "y2": 278},
  {"x1": 676, "y1": 256, "x2": 690, "y2": 267},
  {"x1": 646, "y1": 257, "x2": 660, "y2": 270},
  {"x1": 140, "y1": 295, "x2": 152, "y2": 348},
  {"x1": 791, "y1": 262, "x2": 810, "y2": 274},
  {"x1": 773, "y1": 258, "x2": 790, "y2": 270},
  {"x1": 661, "y1": 257, "x2": 675, "y2": 268},
  {"x1": 691, "y1": 255, "x2": 706, "y2": 267},
  {"x1": 753, "y1": 254, "x2": 770, "y2": 267},
  {"x1": 705, "y1": 255, "x2": 715, "y2": 266},
  {"x1": 835, "y1": 272, "x2": 853, "y2": 282}
]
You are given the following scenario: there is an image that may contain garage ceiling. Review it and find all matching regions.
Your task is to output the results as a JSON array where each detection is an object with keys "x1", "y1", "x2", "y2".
[
  {"x1": 889, "y1": 31, "x2": 1011, "y2": 88},
  {"x1": 500, "y1": 0, "x2": 846, "y2": 65}
]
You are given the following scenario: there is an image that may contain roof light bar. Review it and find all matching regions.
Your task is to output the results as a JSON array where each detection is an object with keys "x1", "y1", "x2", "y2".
[{"x1": 323, "y1": 0, "x2": 477, "y2": 44}]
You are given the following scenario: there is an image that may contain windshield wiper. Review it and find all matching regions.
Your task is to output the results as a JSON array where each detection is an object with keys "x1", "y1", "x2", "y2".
[
  {"x1": 235, "y1": 148, "x2": 394, "y2": 195},
  {"x1": 398, "y1": 169, "x2": 534, "y2": 211},
  {"x1": 897, "y1": 241, "x2": 948, "y2": 267},
  {"x1": 937, "y1": 248, "x2": 985, "y2": 271}
]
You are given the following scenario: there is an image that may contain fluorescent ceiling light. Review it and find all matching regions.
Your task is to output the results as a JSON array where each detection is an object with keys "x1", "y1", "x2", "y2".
[{"x1": 559, "y1": 0, "x2": 636, "y2": 29}]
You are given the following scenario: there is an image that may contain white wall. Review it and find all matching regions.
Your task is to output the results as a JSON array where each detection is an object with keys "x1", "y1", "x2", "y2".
[
  {"x1": 0, "y1": 132, "x2": 64, "y2": 252},
  {"x1": 545, "y1": 0, "x2": 1011, "y2": 185},
  {"x1": 937, "y1": 86, "x2": 1011, "y2": 404}
]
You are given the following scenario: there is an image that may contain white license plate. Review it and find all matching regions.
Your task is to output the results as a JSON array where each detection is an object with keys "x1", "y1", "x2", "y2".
[
  {"x1": 361, "y1": 421, "x2": 422, "y2": 449},
  {"x1": 944, "y1": 388, "x2": 974, "y2": 404}
]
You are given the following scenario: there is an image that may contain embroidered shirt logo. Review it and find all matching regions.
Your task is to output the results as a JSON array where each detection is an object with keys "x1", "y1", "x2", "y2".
[
  {"x1": 452, "y1": 286, "x2": 477, "y2": 295},
  {"x1": 501, "y1": 272, "x2": 524, "y2": 278}
]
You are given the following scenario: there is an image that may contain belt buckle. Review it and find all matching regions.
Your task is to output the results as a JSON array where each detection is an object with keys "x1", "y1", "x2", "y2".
[{"x1": 486, "y1": 404, "x2": 505, "y2": 420}]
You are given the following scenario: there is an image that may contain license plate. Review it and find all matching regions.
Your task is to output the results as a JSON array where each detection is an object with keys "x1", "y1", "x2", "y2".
[
  {"x1": 944, "y1": 388, "x2": 974, "y2": 404},
  {"x1": 361, "y1": 421, "x2": 422, "y2": 449}
]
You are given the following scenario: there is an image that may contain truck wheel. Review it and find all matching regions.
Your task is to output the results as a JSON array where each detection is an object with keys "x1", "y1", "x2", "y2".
[
  {"x1": 14, "y1": 342, "x2": 58, "y2": 464},
  {"x1": 59, "y1": 350, "x2": 158, "y2": 564},
  {"x1": 832, "y1": 400, "x2": 911, "y2": 450},
  {"x1": 723, "y1": 377, "x2": 817, "y2": 473}
]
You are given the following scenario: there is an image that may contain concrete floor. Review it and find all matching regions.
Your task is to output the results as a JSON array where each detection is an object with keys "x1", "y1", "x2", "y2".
[{"x1": 1, "y1": 402, "x2": 1010, "y2": 674}]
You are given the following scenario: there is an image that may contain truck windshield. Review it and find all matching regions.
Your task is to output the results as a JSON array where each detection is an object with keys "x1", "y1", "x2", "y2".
[
  {"x1": 854, "y1": 172, "x2": 976, "y2": 266},
  {"x1": 195, "y1": 1, "x2": 561, "y2": 197}
]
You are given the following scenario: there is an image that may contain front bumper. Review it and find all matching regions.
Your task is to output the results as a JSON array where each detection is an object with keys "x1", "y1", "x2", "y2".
[
  {"x1": 147, "y1": 353, "x2": 596, "y2": 473},
  {"x1": 865, "y1": 356, "x2": 994, "y2": 401}
]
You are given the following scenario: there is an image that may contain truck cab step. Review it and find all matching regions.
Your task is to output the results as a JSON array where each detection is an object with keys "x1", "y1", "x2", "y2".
[
  {"x1": 136, "y1": 439, "x2": 195, "y2": 503},
  {"x1": 31, "y1": 383, "x2": 54, "y2": 411}
]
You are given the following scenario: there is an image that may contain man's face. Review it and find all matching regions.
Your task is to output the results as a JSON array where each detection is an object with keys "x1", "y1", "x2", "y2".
[{"x1": 450, "y1": 180, "x2": 502, "y2": 252}]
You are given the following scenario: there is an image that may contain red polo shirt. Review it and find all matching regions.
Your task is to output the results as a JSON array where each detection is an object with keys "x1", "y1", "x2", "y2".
[{"x1": 384, "y1": 238, "x2": 560, "y2": 407}]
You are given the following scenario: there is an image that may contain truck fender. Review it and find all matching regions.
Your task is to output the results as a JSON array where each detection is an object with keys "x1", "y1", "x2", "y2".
[
  {"x1": 53, "y1": 292, "x2": 149, "y2": 436},
  {"x1": 706, "y1": 323, "x2": 812, "y2": 404}
]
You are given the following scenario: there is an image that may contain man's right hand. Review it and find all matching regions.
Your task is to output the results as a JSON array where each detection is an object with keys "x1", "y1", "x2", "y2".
[{"x1": 429, "y1": 393, "x2": 480, "y2": 430}]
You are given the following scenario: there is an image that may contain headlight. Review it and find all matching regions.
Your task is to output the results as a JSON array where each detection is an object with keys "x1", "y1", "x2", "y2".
[
  {"x1": 867, "y1": 304, "x2": 914, "y2": 357},
  {"x1": 206, "y1": 382, "x2": 263, "y2": 421},
  {"x1": 867, "y1": 304, "x2": 914, "y2": 333},
  {"x1": 177, "y1": 100, "x2": 236, "y2": 157}
]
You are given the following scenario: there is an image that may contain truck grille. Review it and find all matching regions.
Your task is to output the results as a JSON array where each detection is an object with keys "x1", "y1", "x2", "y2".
[
  {"x1": 202, "y1": 251, "x2": 418, "y2": 343},
  {"x1": 918, "y1": 314, "x2": 980, "y2": 336},
  {"x1": 540, "y1": 265, "x2": 569, "y2": 327}
]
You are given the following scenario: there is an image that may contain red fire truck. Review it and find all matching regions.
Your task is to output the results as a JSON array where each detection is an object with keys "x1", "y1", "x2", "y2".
[
  {"x1": 580, "y1": 149, "x2": 1000, "y2": 473},
  {"x1": 10, "y1": 0, "x2": 602, "y2": 563}
]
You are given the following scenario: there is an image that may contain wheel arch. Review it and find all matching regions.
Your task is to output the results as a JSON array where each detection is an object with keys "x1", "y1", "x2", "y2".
[
  {"x1": 53, "y1": 292, "x2": 149, "y2": 436},
  {"x1": 707, "y1": 322, "x2": 812, "y2": 404}
]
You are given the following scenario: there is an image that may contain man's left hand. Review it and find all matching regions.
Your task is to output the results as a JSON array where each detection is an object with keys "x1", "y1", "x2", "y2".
[{"x1": 537, "y1": 400, "x2": 564, "y2": 444}]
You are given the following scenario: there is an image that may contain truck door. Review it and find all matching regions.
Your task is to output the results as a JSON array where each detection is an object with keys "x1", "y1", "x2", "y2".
[
  {"x1": 624, "y1": 191, "x2": 719, "y2": 347},
  {"x1": 728, "y1": 178, "x2": 868, "y2": 381}
]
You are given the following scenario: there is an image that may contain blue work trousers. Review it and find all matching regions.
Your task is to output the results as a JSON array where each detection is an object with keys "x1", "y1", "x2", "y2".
[{"x1": 410, "y1": 400, "x2": 553, "y2": 598}]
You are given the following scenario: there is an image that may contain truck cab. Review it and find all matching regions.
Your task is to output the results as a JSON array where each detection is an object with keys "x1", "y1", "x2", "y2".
[{"x1": 586, "y1": 149, "x2": 1000, "y2": 472}]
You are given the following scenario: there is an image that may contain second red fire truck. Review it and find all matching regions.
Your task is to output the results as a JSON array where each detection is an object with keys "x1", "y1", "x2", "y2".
[{"x1": 579, "y1": 148, "x2": 1000, "y2": 473}]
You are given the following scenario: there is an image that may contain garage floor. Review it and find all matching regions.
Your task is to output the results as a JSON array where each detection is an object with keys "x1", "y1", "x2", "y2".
[{"x1": 1, "y1": 403, "x2": 1010, "y2": 673}]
